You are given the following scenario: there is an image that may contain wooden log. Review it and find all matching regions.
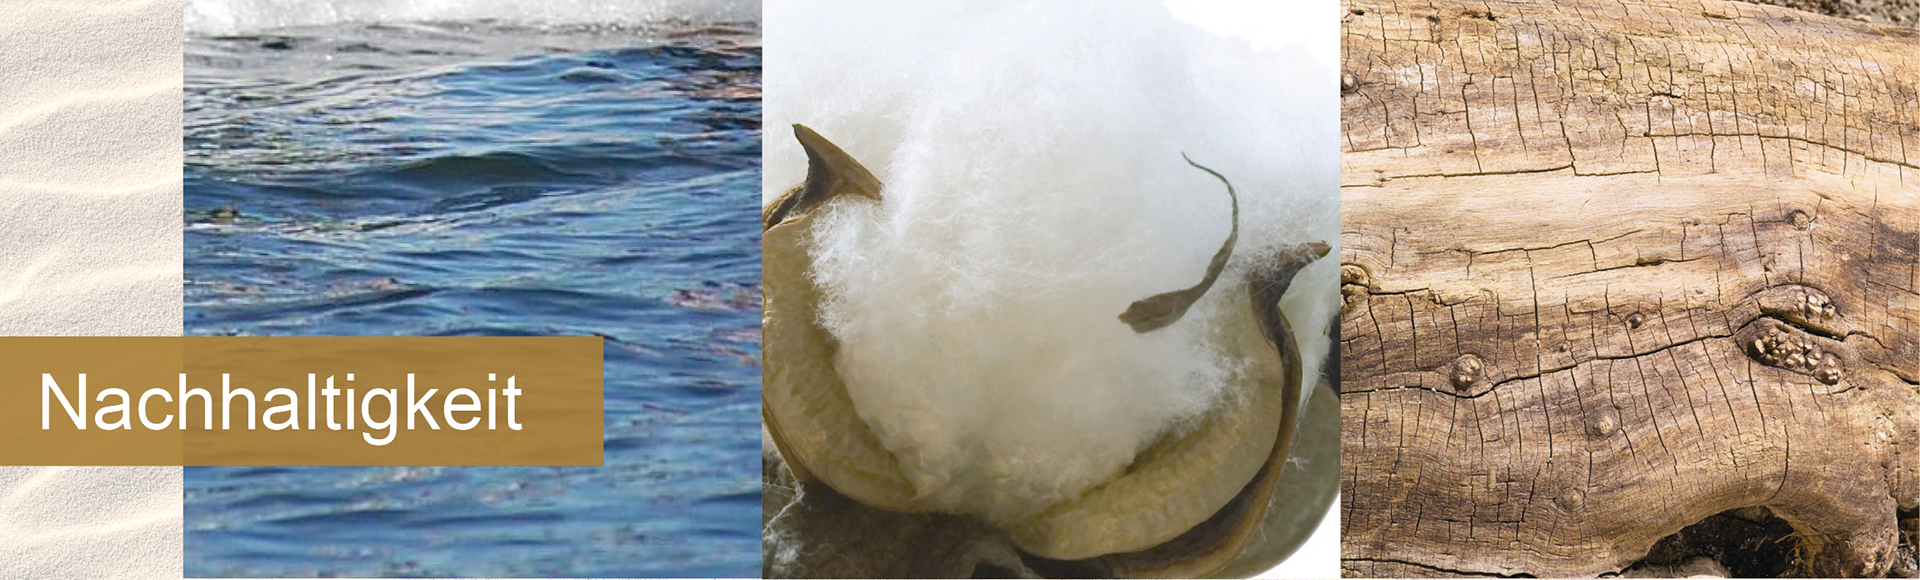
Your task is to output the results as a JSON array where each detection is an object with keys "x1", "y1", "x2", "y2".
[{"x1": 1338, "y1": 0, "x2": 1919, "y2": 576}]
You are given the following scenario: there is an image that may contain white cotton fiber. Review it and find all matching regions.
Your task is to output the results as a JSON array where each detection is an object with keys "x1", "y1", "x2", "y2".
[{"x1": 766, "y1": 0, "x2": 1338, "y2": 525}]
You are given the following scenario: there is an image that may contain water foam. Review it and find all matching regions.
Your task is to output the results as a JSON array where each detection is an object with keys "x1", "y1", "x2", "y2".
[{"x1": 187, "y1": 0, "x2": 758, "y2": 35}]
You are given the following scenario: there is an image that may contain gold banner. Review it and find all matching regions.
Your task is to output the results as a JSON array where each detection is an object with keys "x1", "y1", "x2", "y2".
[{"x1": 0, "y1": 337, "x2": 603, "y2": 466}]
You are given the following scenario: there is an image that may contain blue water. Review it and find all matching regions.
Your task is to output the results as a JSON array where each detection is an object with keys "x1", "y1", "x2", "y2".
[{"x1": 182, "y1": 22, "x2": 761, "y2": 578}]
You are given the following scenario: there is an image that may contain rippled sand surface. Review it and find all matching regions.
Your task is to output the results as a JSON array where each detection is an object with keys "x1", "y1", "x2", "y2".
[{"x1": 0, "y1": 0, "x2": 184, "y2": 578}]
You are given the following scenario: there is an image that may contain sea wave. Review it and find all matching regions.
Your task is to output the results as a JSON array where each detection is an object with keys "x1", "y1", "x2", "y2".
[{"x1": 182, "y1": 23, "x2": 761, "y2": 577}]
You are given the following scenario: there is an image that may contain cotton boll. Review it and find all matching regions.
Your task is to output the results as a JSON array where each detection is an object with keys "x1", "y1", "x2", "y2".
[
  {"x1": 767, "y1": 0, "x2": 1337, "y2": 525},
  {"x1": 811, "y1": 197, "x2": 1243, "y2": 523}
]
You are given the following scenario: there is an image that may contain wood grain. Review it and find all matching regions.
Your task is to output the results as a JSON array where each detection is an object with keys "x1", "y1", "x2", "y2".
[{"x1": 1338, "y1": 0, "x2": 1919, "y2": 576}]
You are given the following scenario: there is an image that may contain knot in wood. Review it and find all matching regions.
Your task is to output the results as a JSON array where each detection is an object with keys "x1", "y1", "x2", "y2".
[
  {"x1": 1787, "y1": 209, "x2": 1814, "y2": 229},
  {"x1": 1814, "y1": 362, "x2": 1843, "y2": 386},
  {"x1": 1340, "y1": 263, "x2": 1371, "y2": 287},
  {"x1": 1341, "y1": 263, "x2": 1372, "y2": 313},
  {"x1": 1756, "y1": 285, "x2": 1839, "y2": 332},
  {"x1": 1799, "y1": 288, "x2": 1836, "y2": 319},
  {"x1": 1857, "y1": 545, "x2": 1889, "y2": 577},
  {"x1": 1626, "y1": 312, "x2": 1647, "y2": 329},
  {"x1": 1341, "y1": 285, "x2": 1367, "y2": 313},
  {"x1": 1588, "y1": 412, "x2": 1617, "y2": 438},
  {"x1": 1553, "y1": 489, "x2": 1585, "y2": 512},
  {"x1": 1744, "y1": 321, "x2": 1845, "y2": 385},
  {"x1": 1449, "y1": 354, "x2": 1483, "y2": 391},
  {"x1": 1341, "y1": 72, "x2": 1357, "y2": 94}
]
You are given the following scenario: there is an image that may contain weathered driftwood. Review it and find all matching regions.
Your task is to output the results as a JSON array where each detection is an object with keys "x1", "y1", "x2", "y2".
[{"x1": 1338, "y1": 0, "x2": 1919, "y2": 576}]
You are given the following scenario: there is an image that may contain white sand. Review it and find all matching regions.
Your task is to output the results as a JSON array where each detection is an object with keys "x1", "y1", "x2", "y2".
[
  {"x1": 0, "y1": 0, "x2": 183, "y2": 578},
  {"x1": 0, "y1": 468, "x2": 182, "y2": 577}
]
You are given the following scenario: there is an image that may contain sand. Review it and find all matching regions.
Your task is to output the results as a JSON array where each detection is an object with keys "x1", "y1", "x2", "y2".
[
  {"x1": 0, "y1": 0, "x2": 183, "y2": 578},
  {"x1": 0, "y1": 468, "x2": 182, "y2": 577}
]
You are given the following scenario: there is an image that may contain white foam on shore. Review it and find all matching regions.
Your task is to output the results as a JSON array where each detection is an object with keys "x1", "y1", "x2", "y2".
[
  {"x1": 187, "y1": 0, "x2": 761, "y2": 35},
  {"x1": 0, "y1": 1, "x2": 183, "y2": 578}
]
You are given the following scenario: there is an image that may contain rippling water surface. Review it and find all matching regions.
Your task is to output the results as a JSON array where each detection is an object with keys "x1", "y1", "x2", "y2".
[{"x1": 182, "y1": 20, "x2": 760, "y2": 578}]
